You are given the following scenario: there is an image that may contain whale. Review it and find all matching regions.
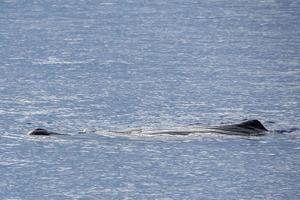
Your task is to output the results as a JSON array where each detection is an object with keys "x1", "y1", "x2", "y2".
[
  {"x1": 27, "y1": 120, "x2": 268, "y2": 136},
  {"x1": 27, "y1": 128, "x2": 63, "y2": 136},
  {"x1": 134, "y1": 119, "x2": 268, "y2": 136},
  {"x1": 207, "y1": 119, "x2": 268, "y2": 136}
]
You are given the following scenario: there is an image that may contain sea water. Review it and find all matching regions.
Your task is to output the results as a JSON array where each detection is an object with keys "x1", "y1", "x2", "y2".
[{"x1": 0, "y1": 0, "x2": 300, "y2": 199}]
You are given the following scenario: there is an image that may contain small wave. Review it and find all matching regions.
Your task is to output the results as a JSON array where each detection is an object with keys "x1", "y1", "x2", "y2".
[
  {"x1": 274, "y1": 127, "x2": 300, "y2": 134},
  {"x1": 32, "y1": 57, "x2": 94, "y2": 65}
]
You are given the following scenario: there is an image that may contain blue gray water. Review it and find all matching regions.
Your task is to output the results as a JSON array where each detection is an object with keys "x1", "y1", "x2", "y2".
[{"x1": 1, "y1": 0, "x2": 300, "y2": 199}]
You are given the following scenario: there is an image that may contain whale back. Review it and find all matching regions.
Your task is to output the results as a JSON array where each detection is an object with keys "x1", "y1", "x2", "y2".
[
  {"x1": 212, "y1": 119, "x2": 268, "y2": 135},
  {"x1": 236, "y1": 120, "x2": 268, "y2": 131},
  {"x1": 27, "y1": 128, "x2": 53, "y2": 135}
]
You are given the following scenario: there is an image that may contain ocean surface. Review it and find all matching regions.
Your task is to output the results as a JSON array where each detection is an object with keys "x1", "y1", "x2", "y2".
[{"x1": 1, "y1": 0, "x2": 300, "y2": 199}]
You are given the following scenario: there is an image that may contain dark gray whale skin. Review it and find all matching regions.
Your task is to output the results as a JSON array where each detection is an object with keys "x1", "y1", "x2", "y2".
[
  {"x1": 146, "y1": 119, "x2": 268, "y2": 136},
  {"x1": 27, "y1": 120, "x2": 268, "y2": 136},
  {"x1": 27, "y1": 128, "x2": 63, "y2": 136},
  {"x1": 208, "y1": 119, "x2": 268, "y2": 136}
]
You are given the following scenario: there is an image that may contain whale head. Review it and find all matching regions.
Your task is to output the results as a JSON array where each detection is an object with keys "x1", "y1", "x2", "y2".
[{"x1": 27, "y1": 128, "x2": 51, "y2": 135}]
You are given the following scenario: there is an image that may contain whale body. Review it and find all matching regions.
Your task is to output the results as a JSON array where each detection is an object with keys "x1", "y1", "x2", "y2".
[
  {"x1": 208, "y1": 119, "x2": 268, "y2": 136},
  {"x1": 27, "y1": 128, "x2": 61, "y2": 136},
  {"x1": 138, "y1": 120, "x2": 268, "y2": 136},
  {"x1": 27, "y1": 120, "x2": 268, "y2": 136}
]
